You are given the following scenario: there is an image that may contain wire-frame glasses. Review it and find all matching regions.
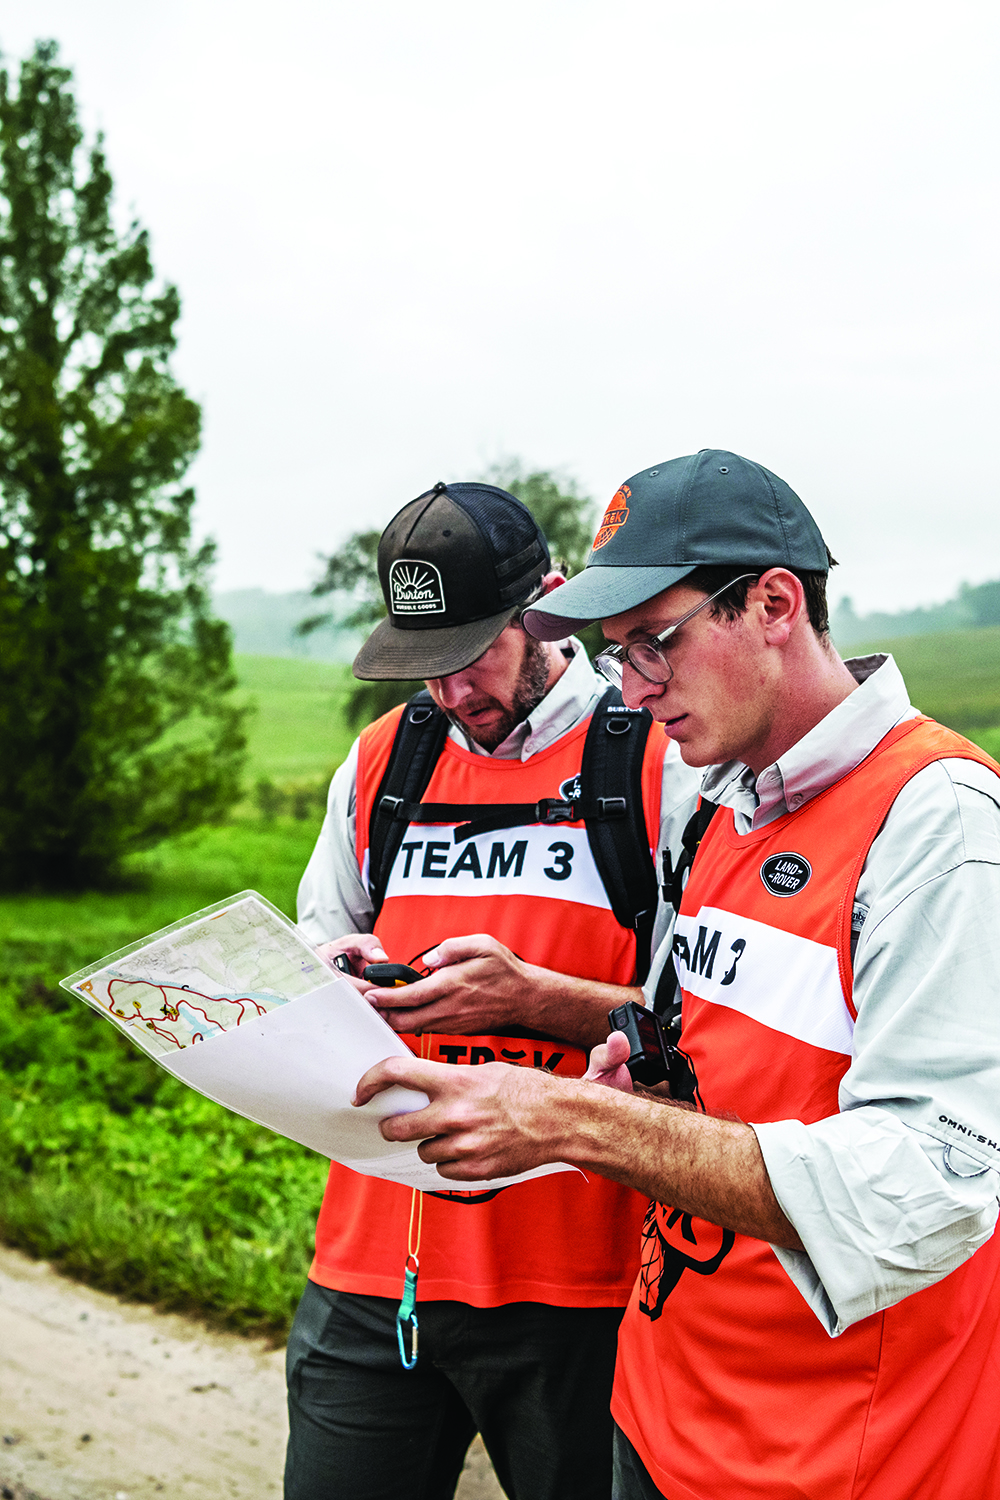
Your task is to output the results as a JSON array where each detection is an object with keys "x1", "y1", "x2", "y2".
[{"x1": 593, "y1": 574, "x2": 759, "y2": 688}]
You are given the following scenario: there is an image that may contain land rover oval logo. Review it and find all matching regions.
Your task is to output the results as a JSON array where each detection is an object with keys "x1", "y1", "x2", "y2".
[
  {"x1": 760, "y1": 853, "x2": 812, "y2": 897},
  {"x1": 388, "y1": 559, "x2": 446, "y2": 616}
]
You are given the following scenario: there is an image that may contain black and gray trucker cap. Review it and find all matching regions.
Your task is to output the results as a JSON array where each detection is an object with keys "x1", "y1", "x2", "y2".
[
  {"x1": 353, "y1": 481, "x2": 551, "y2": 680},
  {"x1": 523, "y1": 449, "x2": 830, "y2": 640}
]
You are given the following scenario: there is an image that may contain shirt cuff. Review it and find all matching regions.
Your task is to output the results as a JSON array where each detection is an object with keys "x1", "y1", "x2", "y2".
[{"x1": 753, "y1": 1108, "x2": 1000, "y2": 1336}]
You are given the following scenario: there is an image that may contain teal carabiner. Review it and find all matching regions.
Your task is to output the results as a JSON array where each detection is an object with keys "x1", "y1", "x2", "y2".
[{"x1": 395, "y1": 1258, "x2": 419, "y2": 1371}]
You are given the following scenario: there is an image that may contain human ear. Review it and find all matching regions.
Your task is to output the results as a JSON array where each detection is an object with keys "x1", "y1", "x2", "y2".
[{"x1": 753, "y1": 569, "x2": 805, "y2": 645}]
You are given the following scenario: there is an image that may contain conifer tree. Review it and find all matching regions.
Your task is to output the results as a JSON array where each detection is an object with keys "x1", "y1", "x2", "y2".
[{"x1": 0, "y1": 41, "x2": 246, "y2": 888}]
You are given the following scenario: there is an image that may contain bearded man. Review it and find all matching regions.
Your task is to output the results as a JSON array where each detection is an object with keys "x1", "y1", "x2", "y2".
[{"x1": 286, "y1": 479, "x2": 700, "y2": 1500}]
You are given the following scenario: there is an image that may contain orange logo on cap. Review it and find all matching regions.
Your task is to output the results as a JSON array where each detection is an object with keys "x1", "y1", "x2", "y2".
[{"x1": 592, "y1": 485, "x2": 630, "y2": 551}]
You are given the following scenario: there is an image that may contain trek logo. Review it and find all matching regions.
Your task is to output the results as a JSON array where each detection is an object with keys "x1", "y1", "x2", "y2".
[
  {"x1": 434, "y1": 1041, "x2": 566, "y2": 1072},
  {"x1": 428, "y1": 1037, "x2": 570, "y2": 1207},
  {"x1": 388, "y1": 559, "x2": 446, "y2": 615},
  {"x1": 760, "y1": 852, "x2": 812, "y2": 897},
  {"x1": 673, "y1": 925, "x2": 746, "y2": 988},
  {"x1": 639, "y1": 1203, "x2": 735, "y2": 1320},
  {"x1": 592, "y1": 485, "x2": 630, "y2": 551}
]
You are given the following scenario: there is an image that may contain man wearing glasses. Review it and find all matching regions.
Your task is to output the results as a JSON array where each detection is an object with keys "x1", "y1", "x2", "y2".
[
  {"x1": 358, "y1": 451, "x2": 1000, "y2": 1500},
  {"x1": 287, "y1": 479, "x2": 700, "y2": 1500}
]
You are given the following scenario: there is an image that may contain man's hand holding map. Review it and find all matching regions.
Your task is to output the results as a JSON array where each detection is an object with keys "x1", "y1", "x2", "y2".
[{"x1": 61, "y1": 892, "x2": 569, "y2": 1193}]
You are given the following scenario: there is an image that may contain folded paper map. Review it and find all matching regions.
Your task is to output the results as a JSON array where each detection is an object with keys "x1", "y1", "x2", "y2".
[{"x1": 61, "y1": 891, "x2": 572, "y2": 1193}]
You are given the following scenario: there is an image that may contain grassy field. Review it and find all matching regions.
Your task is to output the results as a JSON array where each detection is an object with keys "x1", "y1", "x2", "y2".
[
  {"x1": 3, "y1": 633, "x2": 1000, "y2": 1335},
  {"x1": 234, "y1": 653, "x2": 355, "y2": 780},
  {"x1": 850, "y1": 627, "x2": 1000, "y2": 747},
  {"x1": 0, "y1": 817, "x2": 332, "y2": 1335},
  {"x1": 0, "y1": 655, "x2": 359, "y2": 1335}
]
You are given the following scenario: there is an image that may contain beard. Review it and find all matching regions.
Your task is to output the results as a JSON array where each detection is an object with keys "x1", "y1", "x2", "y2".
[{"x1": 453, "y1": 634, "x2": 554, "y2": 752}]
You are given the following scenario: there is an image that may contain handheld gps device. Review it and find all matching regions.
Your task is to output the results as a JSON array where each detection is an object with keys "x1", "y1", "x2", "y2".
[
  {"x1": 608, "y1": 1001, "x2": 672, "y2": 1085},
  {"x1": 362, "y1": 963, "x2": 424, "y2": 987},
  {"x1": 607, "y1": 1001, "x2": 698, "y2": 1102}
]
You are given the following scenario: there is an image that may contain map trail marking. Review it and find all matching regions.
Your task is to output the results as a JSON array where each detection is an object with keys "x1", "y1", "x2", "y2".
[{"x1": 62, "y1": 892, "x2": 329, "y2": 1059}]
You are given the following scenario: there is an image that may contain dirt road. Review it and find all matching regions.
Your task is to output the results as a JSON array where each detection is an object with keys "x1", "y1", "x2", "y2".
[{"x1": 0, "y1": 1245, "x2": 503, "y2": 1500}]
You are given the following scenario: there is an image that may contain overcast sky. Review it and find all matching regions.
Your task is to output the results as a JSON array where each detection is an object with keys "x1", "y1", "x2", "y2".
[{"x1": 2, "y1": 0, "x2": 998, "y2": 612}]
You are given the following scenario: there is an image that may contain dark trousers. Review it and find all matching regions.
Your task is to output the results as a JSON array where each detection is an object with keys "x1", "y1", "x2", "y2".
[
  {"x1": 284, "y1": 1281, "x2": 625, "y2": 1500},
  {"x1": 611, "y1": 1426, "x2": 668, "y2": 1499}
]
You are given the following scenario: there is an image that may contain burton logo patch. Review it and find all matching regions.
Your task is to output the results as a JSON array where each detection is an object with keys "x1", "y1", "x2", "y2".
[
  {"x1": 389, "y1": 559, "x2": 446, "y2": 615},
  {"x1": 760, "y1": 852, "x2": 812, "y2": 897},
  {"x1": 592, "y1": 485, "x2": 631, "y2": 550}
]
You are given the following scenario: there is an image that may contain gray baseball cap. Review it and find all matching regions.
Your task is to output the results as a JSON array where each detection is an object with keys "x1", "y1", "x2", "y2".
[{"x1": 523, "y1": 449, "x2": 830, "y2": 640}]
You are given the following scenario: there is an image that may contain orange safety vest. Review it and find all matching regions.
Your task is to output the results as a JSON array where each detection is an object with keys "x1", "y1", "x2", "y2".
[
  {"x1": 309, "y1": 702, "x2": 667, "y2": 1307},
  {"x1": 613, "y1": 718, "x2": 1000, "y2": 1500}
]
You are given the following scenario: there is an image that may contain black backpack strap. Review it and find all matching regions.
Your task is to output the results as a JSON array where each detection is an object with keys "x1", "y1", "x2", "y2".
[
  {"x1": 580, "y1": 688, "x2": 659, "y2": 985},
  {"x1": 367, "y1": 691, "x2": 450, "y2": 921},
  {"x1": 366, "y1": 685, "x2": 660, "y2": 983},
  {"x1": 651, "y1": 796, "x2": 720, "y2": 1017},
  {"x1": 663, "y1": 796, "x2": 720, "y2": 914}
]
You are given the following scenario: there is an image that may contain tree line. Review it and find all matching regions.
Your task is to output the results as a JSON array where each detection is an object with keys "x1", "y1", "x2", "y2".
[{"x1": 832, "y1": 578, "x2": 1000, "y2": 648}]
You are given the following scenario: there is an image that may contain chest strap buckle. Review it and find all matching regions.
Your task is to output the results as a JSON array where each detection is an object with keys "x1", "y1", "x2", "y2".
[{"x1": 536, "y1": 797, "x2": 576, "y2": 824}]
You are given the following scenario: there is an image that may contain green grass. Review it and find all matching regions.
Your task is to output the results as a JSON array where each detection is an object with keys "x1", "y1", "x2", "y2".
[
  {"x1": 0, "y1": 654, "x2": 365, "y2": 1332},
  {"x1": 234, "y1": 653, "x2": 355, "y2": 781},
  {"x1": 0, "y1": 654, "x2": 363, "y2": 1333},
  {"x1": 850, "y1": 627, "x2": 1000, "y2": 738}
]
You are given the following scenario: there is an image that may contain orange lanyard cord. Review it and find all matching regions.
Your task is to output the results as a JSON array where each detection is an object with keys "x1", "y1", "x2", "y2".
[
  {"x1": 406, "y1": 1028, "x2": 431, "y2": 1267},
  {"x1": 396, "y1": 1030, "x2": 431, "y2": 1371}
]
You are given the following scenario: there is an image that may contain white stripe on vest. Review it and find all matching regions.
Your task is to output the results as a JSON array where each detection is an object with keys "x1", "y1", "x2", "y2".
[
  {"x1": 674, "y1": 904, "x2": 854, "y2": 1056},
  {"x1": 378, "y1": 823, "x2": 612, "y2": 909}
]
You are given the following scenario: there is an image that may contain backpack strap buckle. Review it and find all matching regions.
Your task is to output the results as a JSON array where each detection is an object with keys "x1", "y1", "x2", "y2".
[
  {"x1": 536, "y1": 797, "x2": 576, "y2": 824},
  {"x1": 595, "y1": 796, "x2": 627, "y2": 819}
]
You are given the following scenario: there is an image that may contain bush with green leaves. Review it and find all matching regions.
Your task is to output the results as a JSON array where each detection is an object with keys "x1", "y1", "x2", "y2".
[
  {"x1": 0, "y1": 817, "x2": 330, "y2": 1334},
  {"x1": 254, "y1": 773, "x2": 333, "y2": 823}
]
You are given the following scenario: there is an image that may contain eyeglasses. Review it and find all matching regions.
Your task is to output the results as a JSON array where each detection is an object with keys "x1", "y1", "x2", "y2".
[{"x1": 593, "y1": 574, "x2": 759, "y2": 688}]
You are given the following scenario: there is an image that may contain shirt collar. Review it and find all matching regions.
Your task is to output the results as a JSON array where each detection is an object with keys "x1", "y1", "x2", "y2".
[
  {"x1": 701, "y1": 654, "x2": 917, "y2": 832},
  {"x1": 448, "y1": 639, "x2": 604, "y2": 760}
]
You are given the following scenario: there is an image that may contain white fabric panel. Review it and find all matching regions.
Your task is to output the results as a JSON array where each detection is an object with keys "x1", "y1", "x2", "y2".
[
  {"x1": 382, "y1": 823, "x2": 612, "y2": 909},
  {"x1": 674, "y1": 904, "x2": 854, "y2": 1056}
]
